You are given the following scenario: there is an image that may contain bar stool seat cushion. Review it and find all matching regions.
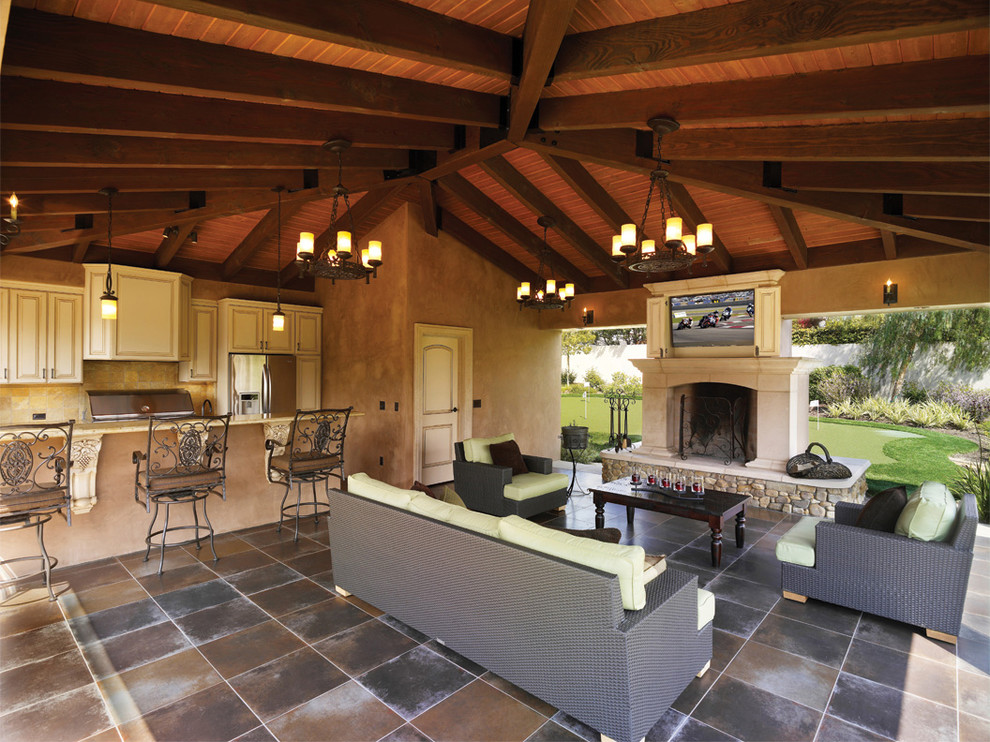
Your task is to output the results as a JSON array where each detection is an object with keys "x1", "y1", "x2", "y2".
[
  {"x1": 141, "y1": 470, "x2": 223, "y2": 492},
  {"x1": 269, "y1": 453, "x2": 340, "y2": 476},
  {"x1": 0, "y1": 492, "x2": 70, "y2": 516}
]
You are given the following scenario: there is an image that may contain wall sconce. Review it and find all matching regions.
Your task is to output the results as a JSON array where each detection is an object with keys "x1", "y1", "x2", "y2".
[
  {"x1": 189, "y1": 231, "x2": 198, "y2": 245},
  {"x1": 583, "y1": 308, "x2": 594, "y2": 326},
  {"x1": 162, "y1": 226, "x2": 179, "y2": 239},
  {"x1": 883, "y1": 279, "x2": 898, "y2": 305}
]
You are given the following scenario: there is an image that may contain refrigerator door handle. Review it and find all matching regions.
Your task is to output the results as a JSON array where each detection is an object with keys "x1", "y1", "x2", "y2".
[{"x1": 263, "y1": 362, "x2": 272, "y2": 414}]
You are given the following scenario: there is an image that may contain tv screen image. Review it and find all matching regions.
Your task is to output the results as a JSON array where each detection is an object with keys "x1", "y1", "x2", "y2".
[{"x1": 670, "y1": 289, "x2": 755, "y2": 348}]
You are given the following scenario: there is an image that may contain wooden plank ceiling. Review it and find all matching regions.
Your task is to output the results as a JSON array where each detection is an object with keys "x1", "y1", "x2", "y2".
[{"x1": 1, "y1": 0, "x2": 987, "y2": 293}]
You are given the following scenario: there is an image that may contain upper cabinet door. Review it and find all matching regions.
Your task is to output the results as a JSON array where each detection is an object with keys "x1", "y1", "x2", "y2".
[
  {"x1": 48, "y1": 292, "x2": 82, "y2": 383},
  {"x1": 10, "y1": 289, "x2": 47, "y2": 383},
  {"x1": 115, "y1": 270, "x2": 179, "y2": 359},
  {"x1": 295, "y1": 311, "x2": 322, "y2": 355},
  {"x1": 83, "y1": 266, "x2": 114, "y2": 360},
  {"x1": 0, "y1": 288, "x2": 8, "y2": 384},
  {"x1": 227, "y1": 305, "x2": 264, "y2": 352},
  {"x1": 180, "y1": 301, "x2": 217, "y2": 382},
  {"x1": 264, "y1": 308, "x2": 294, "y2": 353}
]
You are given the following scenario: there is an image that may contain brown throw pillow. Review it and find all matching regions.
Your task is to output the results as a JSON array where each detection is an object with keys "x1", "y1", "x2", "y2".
[
  {"x1": 411, "y1": 480, "x2": 440, "y2": 500},
  {"x1": 856, "y1": 485, "x2": 908, "y2": 532},
  {"x1": 489, "y1": 439, "x2": 528, "y2": 476},
  {"x1": 551, "y1": 526, "x2": 622, "y2": 544}
]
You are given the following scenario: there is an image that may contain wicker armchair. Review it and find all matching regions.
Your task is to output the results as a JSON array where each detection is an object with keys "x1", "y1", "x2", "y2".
[
  {"x1": 780, "y1": 493, "x2": 978, "y2": 643},
  {"x1": 453, "y1": 439, "x2": 568, "y2": 517}
]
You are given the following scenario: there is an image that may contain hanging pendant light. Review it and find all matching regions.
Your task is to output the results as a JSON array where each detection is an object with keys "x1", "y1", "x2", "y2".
[
  {"x1": 296, "y1": 139, "x2": 382, "y2": 284},
  {"x1": 612, "y1": 117, "x2": 713, "y2": 274},
  {"x1": 272, "y1": 186, "x2": 286, "y2": 332},
  {"x1": 98, "y1": 187, "x2": 118, "y2": 319},
  {"x1": 516, "y1": 216, "x2": 574, "y2": 311}
]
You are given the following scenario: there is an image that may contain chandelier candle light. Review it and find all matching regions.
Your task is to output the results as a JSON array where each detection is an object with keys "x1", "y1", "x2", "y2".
[
  {"x1": 516, "y1": 216, "x2": 574, "y2": 311},
  {"x1": 296, "y1": 139, "x2": 382, "y2": 283},
  {"x1": 612, "y1": 117, "x2": 713, "y2": 273}
]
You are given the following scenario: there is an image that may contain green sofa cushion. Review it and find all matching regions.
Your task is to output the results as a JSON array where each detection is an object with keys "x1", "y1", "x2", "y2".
[
  {"x1": 446, "y1": 506, "x2": 502, "y2": 538},
  {"x1": 775, "y1": 516, "x2": 825, "y2": 567},
  {"x1": 697, "y1": 588, "x2": 715, "y2": 630},
  {"x1": 347, "y1": 473, "x2": 413, "y2": 510},
  {"x1": 895, "y1": 481, "x2": 959, "y2": 542},
  {"x1": 408, "y1": 492, "x2": 458, "y2": 521},
  {"x1": 499, "y1": 515, "x2": 648, "y2": 610},
  {"x1": 503, "y1": 471, "x2": 569, "y2": 501},
  {"x1": 462, "y1": 433, "x2": 515, "y2": 465}
]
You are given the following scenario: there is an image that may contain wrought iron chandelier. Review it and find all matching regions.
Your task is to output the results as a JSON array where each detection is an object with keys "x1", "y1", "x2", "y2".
[
  {"x1": 296, "y1": 139, "x2": 382, "y2": 284},
  {"x1": 611, "y1": 117, "x2": 713, "y2": 273},
  {"x1": 516, "y1": 216, "x2": 574, "y2": 311}
]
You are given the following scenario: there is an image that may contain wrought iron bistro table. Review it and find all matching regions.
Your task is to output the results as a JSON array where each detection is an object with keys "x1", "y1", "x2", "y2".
[{"x1": 590, "y1": 477, "x2": 751, "y2": 567}]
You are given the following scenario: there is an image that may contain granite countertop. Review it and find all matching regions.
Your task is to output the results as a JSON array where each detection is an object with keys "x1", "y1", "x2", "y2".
[{"x1": 7, "y1": 411, "x2": 363, "y2": 436}]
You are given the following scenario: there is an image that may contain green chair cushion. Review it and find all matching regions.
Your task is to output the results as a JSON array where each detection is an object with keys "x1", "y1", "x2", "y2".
[
  {"x1": 775, "y1": 516, "x2": 825, "y2": 567},
  {"x1": 895, "y1": 481, "x2": 959, "y2": 542},
  {"x1": 347, "y1": 473, "x2": 413, "y2": 510},
  {"x1": 498, "y1": 515, "x2": 648, "y2": 610},
  {"x1": 697, "y1": 588, "x2": 716, "y2": 630},
  {"x1": 462, "y1": 433, "x2": 515, "y2": 465},
  {"x1": 503, "y1": 472, "x2": 569, "y2": 501}
]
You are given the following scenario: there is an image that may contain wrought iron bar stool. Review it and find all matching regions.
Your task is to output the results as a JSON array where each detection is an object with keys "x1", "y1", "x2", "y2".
[
  {"x1": 1, "y1": 421, "x2": 74, "y2": 601},
  {"x1": 133, "y1": 414, "x2": 230, "y2": 574},
  {"x1": 266, "y1": 407, "x2": 351, "y2": 541}
]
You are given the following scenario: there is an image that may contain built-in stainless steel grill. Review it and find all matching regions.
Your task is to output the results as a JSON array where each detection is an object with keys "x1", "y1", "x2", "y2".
[{"x1": 88, "y1": 390, "x2": 195, "y2": 422}]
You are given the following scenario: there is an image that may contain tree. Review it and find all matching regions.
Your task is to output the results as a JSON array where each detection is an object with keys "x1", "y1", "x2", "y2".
[
  {"x1": 859, "y1": 309, "x2": 990, "y2": 400},
  {"x1": 561, "y1": 329, "x2": 595, "y2": 382},
  {"x1": 593, "y1": 327, "x2": 646, "y2": 345}
]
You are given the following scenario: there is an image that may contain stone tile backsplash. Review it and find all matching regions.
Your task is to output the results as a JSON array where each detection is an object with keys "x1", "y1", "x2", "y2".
[{"x1": 1, "y1": 361, "x2": 216, "y2": 425}]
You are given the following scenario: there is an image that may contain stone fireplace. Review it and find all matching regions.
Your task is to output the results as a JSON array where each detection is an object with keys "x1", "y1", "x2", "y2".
[{"x1": 600, "y1": 271, "x2": 868, "y2": 515}]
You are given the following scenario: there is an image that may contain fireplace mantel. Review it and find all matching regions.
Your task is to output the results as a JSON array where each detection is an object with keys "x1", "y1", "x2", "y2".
[{"x1": 632, "y1": 356, "x2": 819, "y2": 472}]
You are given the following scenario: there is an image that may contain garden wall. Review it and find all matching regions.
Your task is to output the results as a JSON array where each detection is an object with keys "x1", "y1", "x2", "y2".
[{"x1": 564, "y1": 342, "x2": 646, "y2": 383}]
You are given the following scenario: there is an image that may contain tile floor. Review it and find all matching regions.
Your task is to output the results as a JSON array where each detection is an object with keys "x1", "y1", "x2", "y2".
[{"x1": 1, "y1": 468, "x2": 988, "y2": 742}]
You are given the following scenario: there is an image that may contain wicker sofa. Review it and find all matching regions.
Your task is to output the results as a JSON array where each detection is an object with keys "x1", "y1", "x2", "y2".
[
  {"x1": 328, "y1": 481, "x2": 713, "y2": 742},
  {"x1": 779, "y1": 492, "x2": 978, "y2": 642}
]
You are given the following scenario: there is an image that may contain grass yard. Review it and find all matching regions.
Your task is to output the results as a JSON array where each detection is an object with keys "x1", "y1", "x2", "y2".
[
  {"x1": 807, "y1": 417, "x2": 977, "y2": 492},
  {"x1": 560, "y1": 394, "x2": 642, "y2": 463}
]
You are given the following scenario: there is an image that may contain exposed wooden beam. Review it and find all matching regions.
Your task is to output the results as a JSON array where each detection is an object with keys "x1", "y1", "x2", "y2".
[
  {"x1": 529, "y1": 120, "x2": 987, "y2": 163},
  {"x1": 553, "y1": 0, "x2": 989, "y2": 81},
  {"x1": 781, "y1": 162, "x2": 990, "y2": 195},
  {"x1": 541, "y1": 56, "x2": 988, "y2": 130},
  {"x1": 522, "y1": 134, "x2": 990, "y2": 252},
  {"x1": 1, "y1": 78, "x2": 459, "y2": 150},
  {"x1": 478, "y1": 156, "x2": 626, "y2": 287},
  {"x1": 150, "y1": 0, "x2": 512, "y2": 80},
  {"x1": 222, "y1": 200, "x2": 306, "y2": 278},
  {"x1": 420, "y1": 137, "x2": 515, "y2": 181},
  {"x1": 71, "y1": 239, "x2": 92, "y2": 263},
  {"x1": 436, "y1": 174, "x2": 590, "y2": 292},
  {"x1": 768, "y1": 205, "x2": 809, "y2": 269},
  {"x1": 507, "y1": 0, "x2": 578, "y2": 141},
  {"x1": 156, "y1": 222, "x2": 199, "y2": 269},
  {"x1": 440, "y1": 209, "x2": 537, "y2": 283},
  {"x1": 2, "y1": 191, "x2": 199, "y2": 216},
  {"x1": 0, "y1": 131, "x2": 410, "y2": 170},
  {"x1": 311, "y1": 183, "x2": 408, "y2": 256},
  {"x1": 4, "y1": 186, "x2": 330, "y2": 254},
  {"x1": 880, "y1": 230, "x2": 898, "y2": 260},
  {"x1": 417, "y1": 180, "x2": 439, "y2": 237},
  {"x1": 902, "y1": 195, "x2": 990, "y2": 221},
  {"x1": 666, "y1": 182, "x2": 734, "y2": 273},
  {"x1": 4, "y1": 8, "x2": 502, "y2": 127},
  {"x1": 0, "y1": 168, "x2": 383, "y2": 195},
  {"x1": 541, "y1": 155, "x2": 635, "y2": 234},
  {"x1": 732, "y1": 236, "x2": 964, "y2": 273}
]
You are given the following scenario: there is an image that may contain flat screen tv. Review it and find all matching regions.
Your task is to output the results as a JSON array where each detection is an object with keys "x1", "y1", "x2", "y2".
[{"x1": 670, "y1": 289, "x2": 755, "y2": 348}]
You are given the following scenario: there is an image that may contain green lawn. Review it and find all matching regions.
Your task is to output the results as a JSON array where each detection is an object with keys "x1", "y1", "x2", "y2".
[
  {"x1": 807, "y1": 418, "x2": 976, "y2": 492},
  {"x1": 560, "y1": 394, "x2": 642, "y2": 463}
]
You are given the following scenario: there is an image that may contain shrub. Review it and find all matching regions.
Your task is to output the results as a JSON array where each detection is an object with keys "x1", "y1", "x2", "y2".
[
  {"x1": 827, "y1": 399, "x2": 859, "y2": 419},
  {"x1": 931, "y1": 382, "x2": 990, "y2": 423},
  {"x1": 561, "y1": 383, "x2": 588, "y2": 396},
  {"x1": 901, "y1": 381, "x2": 929, "y2": 405},
  {"x1": 603, "y1": 371, "x2": 642, "y2": 398},
  {"x1": 792, "y1": 316, "x2": 880, "y2": 345},
  {"x1": 584, "y1": 367, "x2": 605, "y2": 392},
  {"x1": 951, "y1": 460, "x2": 990, "y2": 523},
  {"x1": 810, "y1": 365, "x2": 870, "y2": 406},
  {"x1": 561, "y1": 369, "x2": 577, "y2": 385}
]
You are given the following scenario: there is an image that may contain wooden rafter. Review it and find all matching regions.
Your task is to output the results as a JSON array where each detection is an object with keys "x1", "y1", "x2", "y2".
[
  {"x1": 417, "y1": 180, "x2": 439, "y2": 237},
  {"x1": 780, "y1": 162, "x2": 990, "y2": 195},
  {"x1": 440, "y1": 210, "x2": 537, "y2": 283},
  {"x1": 541, "y1": 154, "x2": 636, "y2": 235},
  {"x1": 71, "y1": 240, "x2": 92, "y2": 263},
  {"x1": 542, "y1": 56, "x2": 989, "y2": 131},
  {"x1": 222, "y1": 200, "x2": 306, "y2": 279},
  {"x1": 902, "y1": 195, "x2": 990, "y2": 221},
  {"x1": 478, "y1": 156, "x2": 626, "y2": 287},
  {"x1": 4, "y1": 9, "x2": 502, "y2": 127},
  {"x1": 768, "y1": 205, "x2": 809, "y2": 269},
  {"x1": 3, "y1": 192, "x2": 198, "y2": 216},
  {"x1": 149, "y1": 0, "x2": 513, "y2": 80},
  {"x1": 156, "y1": 222, "x2": 199, "y2": 269},
  {"x1": 666, "y1": 182, "x2": 734, "y2": 273},
  {"x1": 436, "y1": 173, "x2": 590, "y2": 292},
  {"x1": 507, "y1": 0, "x2": 578, "y2": 141},
  {"x1": 553, "y1": 0, "x2": 989, "y2": 81},
  {"x1": 310, "y1": 183, "x2": 409, "y2": 256},
  {"x1": 880, "y1": 231, "x2": 898, "y2": 260}
]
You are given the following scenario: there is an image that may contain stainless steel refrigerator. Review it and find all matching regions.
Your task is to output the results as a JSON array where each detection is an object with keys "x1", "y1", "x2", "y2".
[{"x1": 228, "y1": 353, "x2": 297, "y2": 416}]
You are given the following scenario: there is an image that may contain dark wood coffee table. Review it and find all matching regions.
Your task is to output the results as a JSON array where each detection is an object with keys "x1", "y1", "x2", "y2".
[{"x1": 590, "y1": 477, "x2": 751, "y2": 567}]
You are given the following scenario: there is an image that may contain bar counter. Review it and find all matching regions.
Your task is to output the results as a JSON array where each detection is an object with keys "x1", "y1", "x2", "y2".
[{"x1": 3, "y1": 412, "x2": 363, "y2": 571}]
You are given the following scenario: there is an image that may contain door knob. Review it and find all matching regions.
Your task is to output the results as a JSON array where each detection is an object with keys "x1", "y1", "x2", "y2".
[{"x1": 451, "y1": 406, "x2": 458, "y2": 412}]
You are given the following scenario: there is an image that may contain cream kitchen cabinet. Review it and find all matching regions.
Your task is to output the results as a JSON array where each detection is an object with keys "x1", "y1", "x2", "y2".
[
  {"x1": 219, "y1": 299, "x2": 313, "y2": 354},
  {"x1": 83, "y1": 265, "x2": 190, "y2": 361},
  {"x1": 294, "y1": 309, "x2": 322, "y2": 355},
  {"x1": 295, "y1": 354, "x2": 321, "y2": 409},
  {"x1": 0, "y1": 288, "x2": 7, "y2": 384},
  {"x1": 179, "y1": 300, "x2": 218, "y2": 382},
  {"x1": 4, "y1": 284, "x2": 83, "y2": 384}
]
